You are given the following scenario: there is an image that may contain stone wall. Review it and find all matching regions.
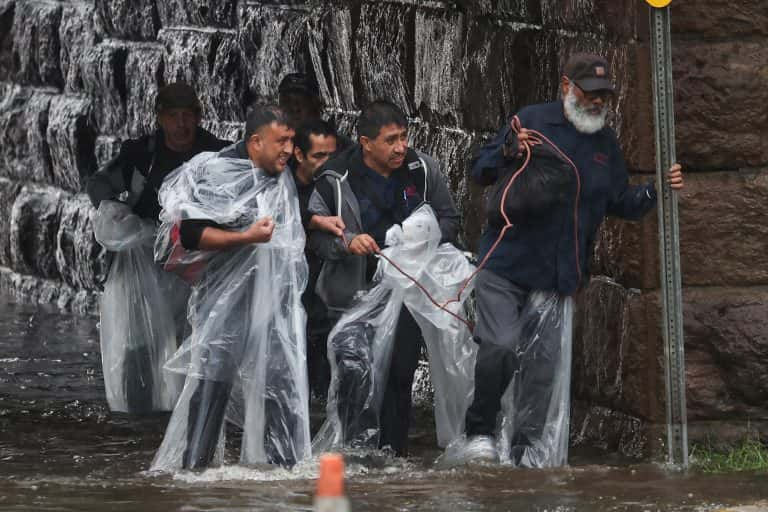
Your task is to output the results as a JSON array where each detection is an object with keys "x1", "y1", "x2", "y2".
[
  {"x1": 572, "y1": 0, "x2": 768, "y2": 454},
  {"x1": 0, "y1": 0, "x2": 764, "y2": 454}
]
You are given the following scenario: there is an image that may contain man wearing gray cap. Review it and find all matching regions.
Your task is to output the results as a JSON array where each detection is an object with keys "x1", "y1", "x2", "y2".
[
  {"x1": 459, "y1": 53, "x2": 684, "y2": 466},
  {"x1": 87, "y1": 83, "x2": 230, "y2": 415}
]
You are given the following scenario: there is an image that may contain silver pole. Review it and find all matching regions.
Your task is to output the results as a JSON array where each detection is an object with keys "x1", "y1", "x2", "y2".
[{"x1": 649, "y1": 4, "x2": 688, "y2": 468}]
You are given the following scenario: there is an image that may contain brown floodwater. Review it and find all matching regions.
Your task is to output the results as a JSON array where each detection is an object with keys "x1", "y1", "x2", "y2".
[{"x1": 1, "y1": 296, "x2": 766, "y2": 511}]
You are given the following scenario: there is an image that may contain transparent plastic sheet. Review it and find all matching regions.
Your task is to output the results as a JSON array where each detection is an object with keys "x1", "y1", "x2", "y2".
[
  {"x1": 441, "y1": 292, "x2": 573, "y2": 467},
  {"x1": 150, "y1": 154, "x2": 310, "y2": 472},
  {"x1": 92, "y1": 201, "x2": 187, "y2": 413},
  {"x1": 313, "y1": 205, "x2": 477, "y2": 453},
  {"x1": 497, "y1": 292, "x2": 573, "y2": 468}
]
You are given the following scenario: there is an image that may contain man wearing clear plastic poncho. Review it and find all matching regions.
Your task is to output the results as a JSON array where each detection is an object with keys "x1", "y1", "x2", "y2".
[
  {"x1": 151, "y1": 105, "x2": 310, "y2": 471},
  {"x1": 308, "y1": 100, "x2": 475, "y2": 457},
  {"x1": 455, "y1": 53, "x2": 684, "y2": 468},
  {"x1": 88, "y1": 83, "x2": 230, "y2": 414}
]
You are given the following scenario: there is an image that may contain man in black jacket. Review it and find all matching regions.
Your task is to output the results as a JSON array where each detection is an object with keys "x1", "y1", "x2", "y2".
[
  {"x1": 308, "y1": 100, "x2": 461, "y2": 456},
  {"x1": 87, "y1": 83, "x2": 230, "y2": 415},
  {"x1": 87, "y1": 82, "x2": 231, "y2": 220}
]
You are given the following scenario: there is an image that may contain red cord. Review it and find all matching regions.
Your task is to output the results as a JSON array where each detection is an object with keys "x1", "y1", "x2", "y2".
[{"x1": 346, "y1": 116, "x2": 582, "y2": 332}]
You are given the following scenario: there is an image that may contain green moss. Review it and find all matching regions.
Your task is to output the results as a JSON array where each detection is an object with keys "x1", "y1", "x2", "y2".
[{"x1": 691, "y1": 435, "x2": 768, "y2": 474}]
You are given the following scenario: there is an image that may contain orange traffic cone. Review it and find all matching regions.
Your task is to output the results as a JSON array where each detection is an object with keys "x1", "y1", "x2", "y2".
[{"x1": 314, "y1": 453, "x2": 350, "y2": 512}]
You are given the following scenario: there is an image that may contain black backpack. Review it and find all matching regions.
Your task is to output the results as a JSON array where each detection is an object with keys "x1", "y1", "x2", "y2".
[{"x1": 486, "y1": 142, "x2": 578, "y2": 228}]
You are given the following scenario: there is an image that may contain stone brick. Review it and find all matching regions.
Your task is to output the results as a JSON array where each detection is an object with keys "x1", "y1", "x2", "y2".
[
  {"x1": 55, "y1": 194, "x2": 107, "y2": 290},
  {"x1": 94, "y1": 0, "x2": 159, "y2": 41},
  {"x1": 355, "y1": 2, "x2": 416, "y2": 115},
  {"x1": 46, "y1": 95, "x2": 96, "y2": 192},
  {"x1": 307, "y1": 6, "x2": 355, "y2": 111},
  {"x1": 638, "y1": 287, "x2": 768, "y2": 421},
  {"x1": 671, "y1": 0, "x2": 768, "y2": 39},
  {"x1": 0, "y1": 177, "x2": 21, "y2": 267},
  {"x1": 673, "y1": 42, "x2": 768, "y2": 169},
  {"x1": 238, "y1": 5, "x2": 311, "y2": 105},
  {"x1": 59, "y1": 3, "x2": 98, "y2": 93},
  {"x1": 156, "y1": 0, "x2": 236, "y2": 28},
  {"x1": 11, "y1": 0, "x2": 63, "y2": 88},
  {"x1": 9, "y1": 185, "x2": 63, "y2": 279},
  {"x1": 0, "y1": 1, "x2": 14, "y2": 80},
  {"x1": 593, "y1": 171, "x2": 768, "y2": 290},
  {"x1": 124, "y1": 43, "x2": 164, "y2": 138},
  {"x1": 160, "y1": 28, "x2": 246, "y2": 121},
  {"x1": 81, "y1": 42, "x2": 129, "y2": 135},
  {"x1": 0, "y1": 84, "x2": 55, "y2": 183}
]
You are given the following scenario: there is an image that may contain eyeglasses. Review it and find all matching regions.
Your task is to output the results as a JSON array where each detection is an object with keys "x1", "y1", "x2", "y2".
[{"x1": 569, "y1": 79, "x2": 613, "y2": 101}]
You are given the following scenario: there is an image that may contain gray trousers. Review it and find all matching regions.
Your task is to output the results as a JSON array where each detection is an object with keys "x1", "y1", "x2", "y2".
[{"x1": 465, "y1": 269, "x2": 566, "y2": 451}]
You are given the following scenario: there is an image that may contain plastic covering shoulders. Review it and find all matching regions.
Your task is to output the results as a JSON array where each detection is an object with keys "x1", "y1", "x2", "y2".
[
  {"x1": 150, "y1": 153, "x2": 310, "y2": 472},
  {"x1": 92, "y1": 200, "x2": 188, "y2": 413},
  {"x1": 313, "y1": 205, "x2": 478, "y2": 453}
]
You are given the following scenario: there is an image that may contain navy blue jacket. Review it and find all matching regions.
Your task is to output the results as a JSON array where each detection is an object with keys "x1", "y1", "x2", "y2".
[{"x1": 472, "y1": 101, "x2": 657, "y2": 295}]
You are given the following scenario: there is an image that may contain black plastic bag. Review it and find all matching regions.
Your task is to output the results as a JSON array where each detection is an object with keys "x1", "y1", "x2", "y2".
[{"x1": 486, "y1": 142, "x2": 577, "y2": 228}]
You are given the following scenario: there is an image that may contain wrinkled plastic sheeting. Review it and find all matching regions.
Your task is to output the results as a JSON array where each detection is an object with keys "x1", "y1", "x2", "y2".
[
  {"x1": 92, "y1": 200, "x2": 187, "y2": 413},
  {"x1": 313, "y1": 205, "x2": 477, "y2": 453},
  {"x1": 442, "y1": 292, "x2": 573, "y2": 468},
  {"x1": 150, "y1": 153, "x2": 310, "y2": 472},
  {"x1": 498, "y1": 292, "x2": 573, "y2": 468}
]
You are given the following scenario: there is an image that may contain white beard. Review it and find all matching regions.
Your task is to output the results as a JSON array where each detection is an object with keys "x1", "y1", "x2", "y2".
[{"x1": 563, "y1": 88, "x2": 608, "y2": 134}]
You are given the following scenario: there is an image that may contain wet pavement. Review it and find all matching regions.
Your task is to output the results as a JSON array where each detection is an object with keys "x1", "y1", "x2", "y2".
[{"x1": 1, "y1": 296, "x2": 767, "y2": 511}]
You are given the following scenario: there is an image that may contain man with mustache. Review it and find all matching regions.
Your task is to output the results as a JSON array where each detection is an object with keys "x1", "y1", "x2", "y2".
[
  {"x1": 461, "y1": 53, "x2": 684, "y2": 466},
  {"x1": 153, "y1": 105, "x2": 310, "y2": 471},
  {"x1": 308, "y1": 100, "x2": 461, "y2": 456}
]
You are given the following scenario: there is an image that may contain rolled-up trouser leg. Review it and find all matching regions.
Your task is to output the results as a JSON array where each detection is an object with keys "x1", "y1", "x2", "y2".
[
  {"x1": 124, "y1": 345, "x2": 155, "y2": 414},
  {"x1": 379, "y1": 307, "x2": 423, "y2": 456},
  {"x1": 464, "y1": 269, "x2": 528, "y2": 437},
  {"x1": 332, "y1": 322, "x2": 376, "y2": 446},
  {"x1": 182, "y1": 378, "x2": 233, "y2": 470}
]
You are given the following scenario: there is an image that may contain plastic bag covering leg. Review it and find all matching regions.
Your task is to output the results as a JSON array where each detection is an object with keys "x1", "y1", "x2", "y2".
[
  {"x1": 313, "y1": 205, "x2": 477, "y2": 453},
  {"x1": 92, "y1": 200, "x2": 187, "y2": 413},
  {"x1": 149, "y1": 153, "x2": 309, "y2": 472},
  {"x1": 497, "y1": 292, "x2": 574, "y2": 468}
]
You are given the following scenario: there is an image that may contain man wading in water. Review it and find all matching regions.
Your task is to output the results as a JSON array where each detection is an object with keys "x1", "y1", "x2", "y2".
[
  {"x1": 460, "y1": 53, "x2": 684, "y2": 466},
  {"x1": 87, "y1": 83, "x2": 229, "y2": 414}
]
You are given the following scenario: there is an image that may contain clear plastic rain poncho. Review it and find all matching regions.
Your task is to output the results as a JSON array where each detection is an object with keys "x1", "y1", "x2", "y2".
[
  {"x1": 312, "y1": 205, "x2": 477, "y2": 453},
  {"x1": 496, "y1": 292, "x2": 573, "y2": 467},
  {"x1": 441, "y1": 291, "x2": 574, "y2": 468},
  {"x1": 150, "y1": 153, "x2": 310, "y2": 472},
  {"x1": 92, "y1": 200, "x2": 187, "y2": 413}
]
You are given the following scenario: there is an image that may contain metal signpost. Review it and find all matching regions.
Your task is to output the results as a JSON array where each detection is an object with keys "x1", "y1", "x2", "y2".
[{"x1": 646, "y1": 0, "x2": 688, "y2": 468}]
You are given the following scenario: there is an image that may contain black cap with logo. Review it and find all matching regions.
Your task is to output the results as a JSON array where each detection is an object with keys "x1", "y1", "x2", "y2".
[
  {"x1": 278, "y1": 73, "x2": 320, "y2": 98},
  {"x1": 563, "y1": 53, "x2": 615, "y2": 93},
  {"x1": 154, "y1": 82, "x2": 202, "y2": 113}
]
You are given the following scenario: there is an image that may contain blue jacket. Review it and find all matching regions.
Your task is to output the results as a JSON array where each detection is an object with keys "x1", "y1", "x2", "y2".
[{"x1": 472, "y1": 101, "x2": 657, "y2": 295}]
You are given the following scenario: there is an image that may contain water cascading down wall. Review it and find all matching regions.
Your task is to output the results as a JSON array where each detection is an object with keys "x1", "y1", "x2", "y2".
[{"x1": 1, "y1": 0, "x2": 766, "y2": 457}]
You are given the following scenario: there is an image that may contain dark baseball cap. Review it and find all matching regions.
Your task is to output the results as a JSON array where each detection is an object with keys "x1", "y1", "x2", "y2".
[
  {"x1": 563, "y1": 53, "x2": 615, "y2": 93},
  {"x1": 154, "y1": 82, "x2": 201, "y2": 113},
  {"x1": 278, "y1": 73, "x2": 320, "y2": 98}
]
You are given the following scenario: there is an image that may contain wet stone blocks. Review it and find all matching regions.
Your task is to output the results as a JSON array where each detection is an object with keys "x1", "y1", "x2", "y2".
[
  {"x1": 93, "y1": 0, "x2": 159, "y2": 41},
  {"x1": 56, "y1": 195, "x2": 107, "y2": 291},
  {"x1": 45, "y1": 95, "x2": 96, "y2": 192},
  {"x1": 160, "y1": 28, "x2": 246, "y2": 121},
  {"x1": 9, "y1": 186, "x2": 63, "y2": 279},
  {"x1": 11, "y1": 0, "x2": 63, "y2": 88}
]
